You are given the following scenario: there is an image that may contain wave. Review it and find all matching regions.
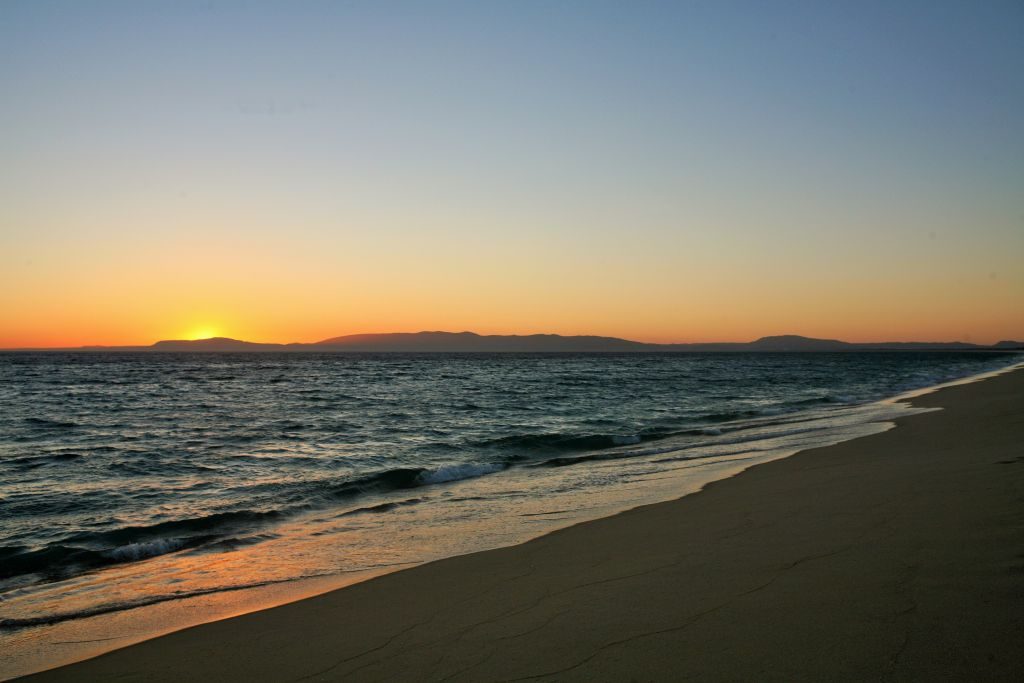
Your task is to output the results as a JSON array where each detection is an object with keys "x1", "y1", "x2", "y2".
[
  {"x1": 698, "y1": 410, "x2": 765, "y2": 423},
  {"x1": 314, "y1": 462, "x2": 509, "y2": 500},
  {"x1": 788, "y1": 394, "x2": 852, "y2": 407},
  {"x1": 4, "y1": 451, "x2": 84, "y2": 469},
  {"x1": 0, "y1": 510, "x2": 285, "y2": 581},
  {"x1": 181, "y1": 533, "x2": 281, "y2": 554},
  {"x1": 340, "y1": 497, "x2": 425, "y2": 517},
  {"x1": 1, "y1": 462, "x2": 511, "y2": 581},
  {"x1": 418, "y1": 462, "x2": 506, "y2": 484},
  {"x1": 534, "y1": 422, "x2": 836, "y2": 469},
  {"x1": 469, "y1": 406, "x2": 844, "y2": 460},
  {"x1": 0, "y1": 541, "x2": 190, "y2": 582},
  {"x1": 61, "y1": 509, "x2": 286, "y2": 550},
  {"x1": 23, "y1": 417, "x2": 81, "y2": 430},
  {"x1": 103, "y1": 538, "x2": 188, "y2": 562},
  {"x1": 474, "y1": 432, "x2": 647, "y2": 453}
]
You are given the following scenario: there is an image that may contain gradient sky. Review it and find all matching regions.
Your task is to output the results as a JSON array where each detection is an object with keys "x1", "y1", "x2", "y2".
[{"x1": 2, "y1": 0, "x2": 1022, "y2": 347}]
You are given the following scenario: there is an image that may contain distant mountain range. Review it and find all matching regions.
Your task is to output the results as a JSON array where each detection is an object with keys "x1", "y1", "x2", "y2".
[{"x1": 19, "y1": 332, "x2": 1023, "y2": 352}]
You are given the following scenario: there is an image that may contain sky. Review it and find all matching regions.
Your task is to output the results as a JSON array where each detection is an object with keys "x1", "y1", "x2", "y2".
[{"x1": 2, "y1": 0, "x2": 1022, "y2": 347}]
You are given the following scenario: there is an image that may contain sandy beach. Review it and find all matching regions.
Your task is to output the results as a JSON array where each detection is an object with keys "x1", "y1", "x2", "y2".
[{"x1": 20, "y1": 366, "x2": 1024, "y2": 681}]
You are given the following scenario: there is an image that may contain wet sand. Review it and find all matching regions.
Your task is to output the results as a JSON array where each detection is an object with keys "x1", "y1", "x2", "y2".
[{"x1": 21, "y1": 367, "x2": 1024, "y2": 681}]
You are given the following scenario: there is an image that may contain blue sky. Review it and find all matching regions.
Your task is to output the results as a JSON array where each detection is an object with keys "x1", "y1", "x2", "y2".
[{"x1": 2, "y1": 1, "x2": 1022, "y2": 345}]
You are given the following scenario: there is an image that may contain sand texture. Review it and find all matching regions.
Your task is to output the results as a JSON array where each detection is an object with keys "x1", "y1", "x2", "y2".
[{"x1": 22, "y1": 368, "x2": 1024, "y2": 681}]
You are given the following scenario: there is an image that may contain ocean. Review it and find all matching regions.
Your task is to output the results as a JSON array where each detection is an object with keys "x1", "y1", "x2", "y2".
[{"x1": 0, "y1": 351, "x2": 1019, "y2": 673}]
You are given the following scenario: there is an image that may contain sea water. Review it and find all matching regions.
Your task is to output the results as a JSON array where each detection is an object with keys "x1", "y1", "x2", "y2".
[{"x1": 0, "y1": 351, "x2": 1019, "y2": 675}]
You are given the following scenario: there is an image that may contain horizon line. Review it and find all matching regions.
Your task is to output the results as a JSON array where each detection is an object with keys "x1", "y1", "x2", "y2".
[{"x1": 3, "y1": 330, "x2": 1023, "y2": 351}]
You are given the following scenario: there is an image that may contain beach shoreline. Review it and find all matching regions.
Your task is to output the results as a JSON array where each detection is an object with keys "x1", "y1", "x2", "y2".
[
  {"x1": 7, "y1": 356, "x2": 1012, "y2": 679},
  {"x1": 14, "y1": 362, "x2": 1023, "y2": 681}
]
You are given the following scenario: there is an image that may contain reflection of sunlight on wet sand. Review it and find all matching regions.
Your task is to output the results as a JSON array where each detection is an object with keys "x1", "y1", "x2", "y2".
[{"x1": 0, "y1": 568, "x2": 396, "y2": 680}]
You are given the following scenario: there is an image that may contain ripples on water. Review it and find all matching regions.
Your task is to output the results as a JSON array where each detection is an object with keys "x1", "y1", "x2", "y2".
[{"x1": 0, "y1": 351, "x2": 1018, "y2": 658}]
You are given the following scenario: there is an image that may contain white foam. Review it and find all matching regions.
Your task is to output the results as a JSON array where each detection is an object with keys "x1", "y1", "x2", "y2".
[
  {"x1": 104, "y1": 538, "x2": 186, "y2": 562},
  {"x1": 417, "y1": 463, "x2": 505, "y2": 485}
]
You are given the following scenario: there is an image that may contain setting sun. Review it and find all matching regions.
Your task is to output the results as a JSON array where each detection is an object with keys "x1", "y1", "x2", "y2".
[{"x1": 184, "y1": 327, "x2": 220, "y2": 341}]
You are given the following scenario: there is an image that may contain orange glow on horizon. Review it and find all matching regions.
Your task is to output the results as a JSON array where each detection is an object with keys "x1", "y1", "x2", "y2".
[
  {"x1": 2, "y1": 2, "x2": 1022, "y2": 351},
  {"x1": 3, "y1": 313, "x2": 1023, "y2": 350},
  {"x1": 1, "y1": 214, "x2": 1021, "y2": 350}
]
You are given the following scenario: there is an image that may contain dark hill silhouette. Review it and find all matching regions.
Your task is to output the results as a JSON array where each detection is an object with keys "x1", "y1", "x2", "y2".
[
  {"x1": 151, "y1": 337, "x2": 284, "y2": 351},
  {"x1": 746, "y1": 335, "x2": 853, "y2": 352},
  {"x1": 315, "y1": 331, "x2": 649, "y2": 352},
  {"x1": 32, "y1": 332, "x2": 1021, "y2": 353}
]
